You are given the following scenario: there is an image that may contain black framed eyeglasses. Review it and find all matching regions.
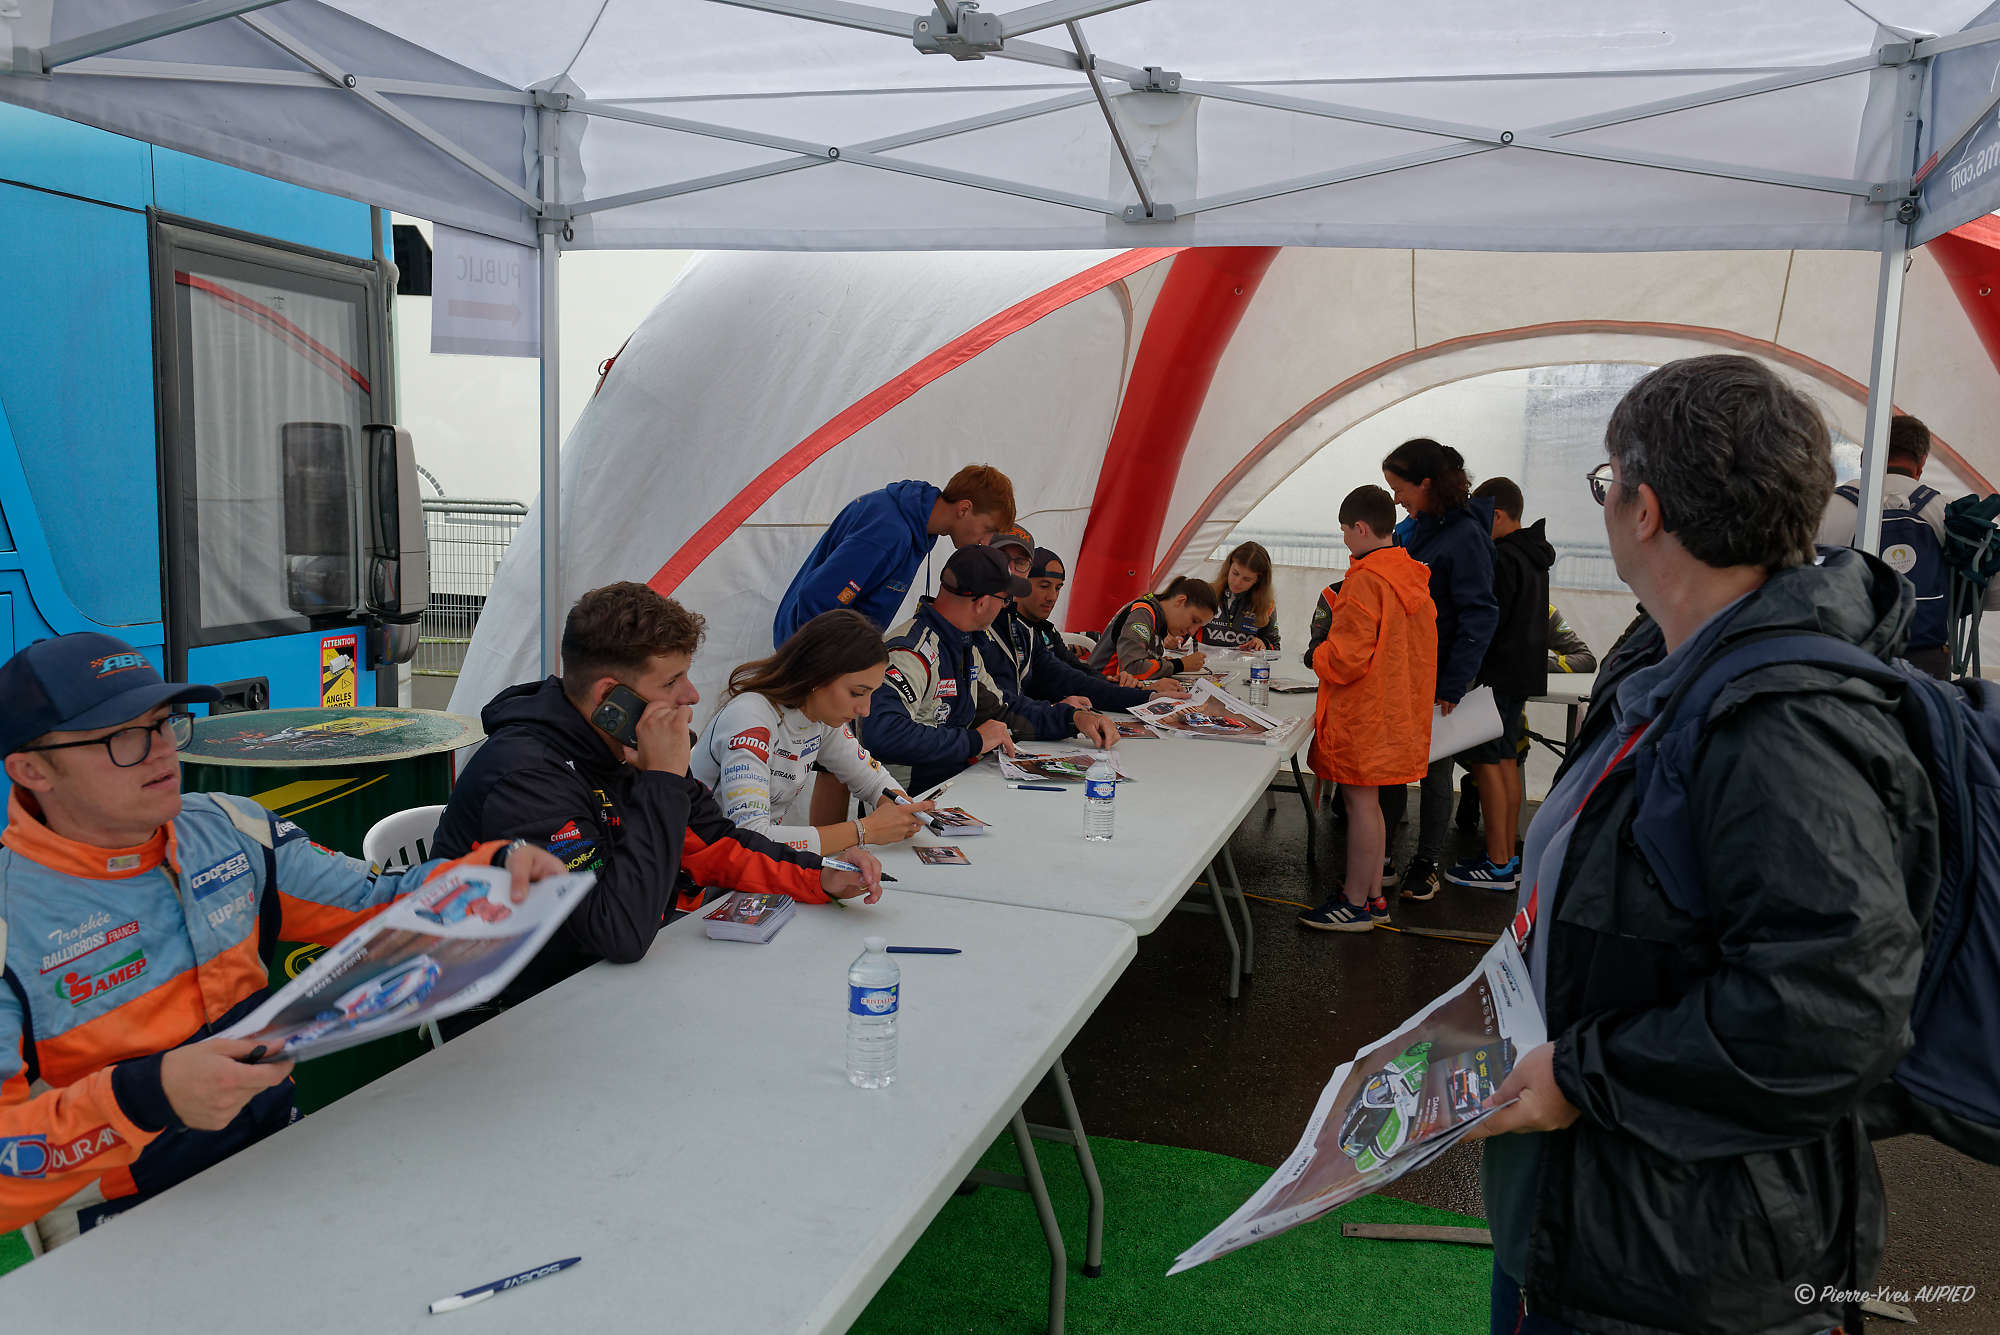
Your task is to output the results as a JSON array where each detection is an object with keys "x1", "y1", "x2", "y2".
[
  {"x1": 24, "y1": 714, "x2": 193, "y2": 768},
  {"x1": 1586, "y1": 463, "x2": 1618, "y2": 506}
]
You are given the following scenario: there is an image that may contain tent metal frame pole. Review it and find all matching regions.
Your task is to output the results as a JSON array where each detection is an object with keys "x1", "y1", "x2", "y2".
[
  {"x1": 30, "y1": 0, "x2": 289, "y2": 70},
  {"x1": 240, "y1": 14, "x2": 541, "y2": 211},
  {"x1": 1065, "y1": 20, "x2": 1157, "y2": 218},
  {"x1": 538, "y1": 106, "x2": 564, "y2": 678},
  {"x1": 1855, "y1": 225, "x2": 1909, "y2": 555},
  {"x1": 1914, "y1": 22, "x2": 2000, "y2": 59},
  {"x1": 1854, "y1": 58, "x2": 1926, "y2": 555}
]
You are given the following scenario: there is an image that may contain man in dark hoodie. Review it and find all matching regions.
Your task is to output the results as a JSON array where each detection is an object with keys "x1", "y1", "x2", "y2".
[
  {"x1": 772, "y1": 465, "x2": 1017, "y2": 645},
  {"x1": 434, "y1": 583, "x2": 878, "y2": 1018},
  {"x1": 1468, "y1": 355, "x2": 1933, "y2": 1335},
  {"x1": 1445, "y1": 477, "x2": 1555, "y2": 891}
]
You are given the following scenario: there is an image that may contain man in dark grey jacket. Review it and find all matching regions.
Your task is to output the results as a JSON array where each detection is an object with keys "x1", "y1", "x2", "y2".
[{"x1": 1469, "y1": 355, "x2": 1937, "y2": 1335}]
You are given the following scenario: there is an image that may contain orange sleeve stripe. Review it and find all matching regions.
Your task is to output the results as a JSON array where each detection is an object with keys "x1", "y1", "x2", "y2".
[
  {"x1": 276, "y1": 893, "x2": 397, "y2": 949},
  {"x1": 0, "y1": 1064, "x2": 155, "y2": 1234},
  {"x1": 681, "y1": 835, "x2": 825, "y2": 904}
]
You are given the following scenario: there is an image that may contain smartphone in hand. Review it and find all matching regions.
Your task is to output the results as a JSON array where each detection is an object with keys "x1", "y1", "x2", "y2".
[{"x1": 590, "y1": 684, "x2": 647, "y2": 749}]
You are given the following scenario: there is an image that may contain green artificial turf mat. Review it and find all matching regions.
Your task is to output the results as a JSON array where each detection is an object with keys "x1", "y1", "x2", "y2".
[
  {"x1": 0, "y1": 1228, "x2": 32, "y2": 1279},
  {"x1": 853, "y1": 1134, "x2": 1491, "y2": 1335}
]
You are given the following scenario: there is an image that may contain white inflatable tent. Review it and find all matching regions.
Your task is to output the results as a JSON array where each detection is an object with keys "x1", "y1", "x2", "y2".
[
  {"x1": 8, "y1": 0, "x2": 2000, "y2": 672},
  {"x1": 447, "y1": 241, "x2": 2000, "y2": 712}
]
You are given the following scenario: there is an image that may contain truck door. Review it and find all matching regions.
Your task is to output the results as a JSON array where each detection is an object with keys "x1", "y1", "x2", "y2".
[{"x1": 152, "y1": 216, "x2": 397, "y2": 709}]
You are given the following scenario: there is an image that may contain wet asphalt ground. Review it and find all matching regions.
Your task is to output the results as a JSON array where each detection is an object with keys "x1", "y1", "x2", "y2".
[{"x1": 1028, "y1": 787, "x2": 2000, "y2": 1334}]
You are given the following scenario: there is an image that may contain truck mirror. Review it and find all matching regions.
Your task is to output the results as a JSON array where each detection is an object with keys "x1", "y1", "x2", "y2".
[
  {"x1": 364, "y1": 424, "x2": 427, "y2": 666},
  {"x1": 281, "y1": 422, "x2": 356, "y2": 618}
]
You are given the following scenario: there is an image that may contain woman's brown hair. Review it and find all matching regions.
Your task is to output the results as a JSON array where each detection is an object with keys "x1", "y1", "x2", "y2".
[
  {"x1": 725, "y1": 609, "x2": 889, "y2": 709},
  {"x1": 1212, "y1": 541, "x2": 1276, "y2": 622}
]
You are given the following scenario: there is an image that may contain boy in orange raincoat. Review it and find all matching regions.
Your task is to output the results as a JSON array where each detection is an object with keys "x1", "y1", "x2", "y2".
[{"x1": 1299, "y1": 486, "x2": 1438, "y2": 932}]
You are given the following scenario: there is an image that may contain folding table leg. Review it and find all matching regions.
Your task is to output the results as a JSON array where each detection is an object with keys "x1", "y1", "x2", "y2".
[
  {"x1": 1040, "y1": 1057, "x2": 1104, "y2": 1278},
  {"x1": 1008, "y1": 1108, "x2": 1068, "y2": 1335},
  {"x1": 1207, "y1": 859, "x2": 1242, "y2": 999},
  {"x1": 1220, "y1": 844, "x2": 1254, "y2": 977},
  {"x1": 1290, "y1": 754, "x2": 1317, "y2": 866}
]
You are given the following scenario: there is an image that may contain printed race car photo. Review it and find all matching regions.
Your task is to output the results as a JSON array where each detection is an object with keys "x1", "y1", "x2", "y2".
[
  {"x1": 1178, "y1": 710, "x2": 1249, "y2": 733},
  {"x1": 1337, "y1": 1040, "x2": 1432, "y2": 1173},
  {"x1": 280, "y1": 955, "x2": 443, "y2": 1053},
  {"x1": 1444, "y1": 1039, "x2": 1517, "y2": 1117},
  {"x1": 415, "y1": 878, "x2": 513, "y2": 927}
]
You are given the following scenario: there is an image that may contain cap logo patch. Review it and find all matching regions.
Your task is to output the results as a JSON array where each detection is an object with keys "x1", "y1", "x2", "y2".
[{"x1": 91, "y1": 652, "x2": 148, "y2": 678}]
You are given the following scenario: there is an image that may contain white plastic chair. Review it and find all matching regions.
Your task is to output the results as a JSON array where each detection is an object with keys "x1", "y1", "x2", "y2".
[
  {"x1": 361, "y1": 805, "x2": 449, "y2": 1048},
  {"x1": 362, "y1": 804, "x2": 447, "y2": 869}
]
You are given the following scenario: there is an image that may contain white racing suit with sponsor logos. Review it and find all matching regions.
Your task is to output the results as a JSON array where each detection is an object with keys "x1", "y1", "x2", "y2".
[{"x1": 691, "y1": 693, "x2": 903, "y2": 853}]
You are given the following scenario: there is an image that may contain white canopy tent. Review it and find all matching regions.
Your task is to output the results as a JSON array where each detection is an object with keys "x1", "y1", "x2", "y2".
[{"x1": 9, "y1": 0, "x2": 2000, "y2": 668}]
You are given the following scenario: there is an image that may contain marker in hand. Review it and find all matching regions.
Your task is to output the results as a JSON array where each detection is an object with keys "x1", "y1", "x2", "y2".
[{"x1": 429, "y1": 1257, "x2": 581, "y2": 1314}]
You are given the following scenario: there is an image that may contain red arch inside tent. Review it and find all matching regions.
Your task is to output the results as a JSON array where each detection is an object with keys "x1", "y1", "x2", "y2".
[
  {"x1": 1151, "y1": 317, "x2": 1996, "y2": 586},
  {"x1": 647, "y1": 246, "x2": 1184, "y2": 596},
  {"x1": 650, "y1": 237, "x2": 2000, "y2": 608}
]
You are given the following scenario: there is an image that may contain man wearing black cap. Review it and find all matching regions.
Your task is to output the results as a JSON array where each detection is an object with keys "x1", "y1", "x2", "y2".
[
  {"x1": 864, "y1": 546, "x2": 1121, "y2": 792},
  {"x1": 980, "y1": 548, "x2": 1177, "y2": 713},
  {"x1": 0, "y1": 633, "x2": 566, "y2": 1247}
]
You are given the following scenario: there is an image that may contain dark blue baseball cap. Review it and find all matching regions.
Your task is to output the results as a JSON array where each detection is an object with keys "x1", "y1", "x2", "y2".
[{"x1": 0, "y1": 634, "x2": 220, "y2": 757}]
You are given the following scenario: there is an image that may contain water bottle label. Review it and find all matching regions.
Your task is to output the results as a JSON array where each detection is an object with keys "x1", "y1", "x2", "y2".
[
  {"x1": 849, "y1": 983, "x2": 899, "y2": 1017},
  {"x1": 1251, "y1": 665, "x2": 1270, "y2": 680},
  {"x1": 1084, "y1": 778, "x2": 1116, "y2": 800}
]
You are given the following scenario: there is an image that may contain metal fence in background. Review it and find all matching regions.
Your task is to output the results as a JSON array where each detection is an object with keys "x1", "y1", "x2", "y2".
[{"x1": 418, "y1": 498, "x2": 526, "y2": 677}]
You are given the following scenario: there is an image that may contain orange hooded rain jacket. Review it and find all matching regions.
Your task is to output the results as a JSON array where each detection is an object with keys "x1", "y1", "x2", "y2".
[{"x1": 1308, "y1": 545, "x2": 1439, "y2": 786}]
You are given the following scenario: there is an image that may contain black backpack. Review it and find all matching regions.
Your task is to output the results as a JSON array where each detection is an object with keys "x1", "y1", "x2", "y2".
[{"x1": 1628, "y1": 633, "x2": 2000, "y2": 1163}]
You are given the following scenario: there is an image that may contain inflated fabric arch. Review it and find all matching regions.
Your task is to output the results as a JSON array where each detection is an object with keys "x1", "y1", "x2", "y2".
[{"x1": 451, "y1": 233, "x2": 2000, "y2": 716}]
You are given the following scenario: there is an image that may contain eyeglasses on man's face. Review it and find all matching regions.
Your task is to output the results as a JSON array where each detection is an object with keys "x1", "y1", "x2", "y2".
[
  {"x1": 1586, "y1": 463, "x2": 1619, "y2": 506},
  {"x1": 24, "y1": 713, "x2": 192, "y2": 768}
]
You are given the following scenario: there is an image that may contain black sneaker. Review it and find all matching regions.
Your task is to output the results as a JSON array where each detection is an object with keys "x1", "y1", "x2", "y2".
[
  {"x1": 1398, "y1": 858, "x2": 1439, "y2": 901},
  {"x1": 1298, "y1": 898, "x2": 1375, "y2": 932},
  {"x1": 1379, "y1": 857, "x2": 1401, "y2": 888}
]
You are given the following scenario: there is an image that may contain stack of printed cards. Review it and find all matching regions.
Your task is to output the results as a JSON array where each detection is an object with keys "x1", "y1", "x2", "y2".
[
  {"x1": 915, "y1": 846, "x2": 970, "y2": 866},
  {"x1": 703, "y1": 890, "x2": 797, "y2": 943}
]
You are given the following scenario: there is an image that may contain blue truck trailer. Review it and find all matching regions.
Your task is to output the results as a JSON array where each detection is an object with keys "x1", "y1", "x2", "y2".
[{"x1": 0, "y1": 101, "x2": 425, "y2": 716}]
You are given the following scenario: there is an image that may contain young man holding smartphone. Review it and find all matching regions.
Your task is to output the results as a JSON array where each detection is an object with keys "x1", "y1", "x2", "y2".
[{"x1": 434, "y1": 583, "x2": 880, "y2": 1014}]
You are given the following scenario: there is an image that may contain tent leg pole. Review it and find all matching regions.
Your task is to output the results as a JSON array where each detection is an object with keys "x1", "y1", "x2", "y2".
[
  {"x1": 1854, "y1": 223, "x2": 1909, "y2": 557},
  {"x1": 538, "y1": 111, "x2": 564, "y2": 677}
]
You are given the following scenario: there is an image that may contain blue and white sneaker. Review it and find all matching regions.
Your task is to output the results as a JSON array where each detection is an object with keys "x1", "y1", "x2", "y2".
[
  {"x1": 1444, "y1": 856, "x2": 1521, "y2": 892},
  {"x1": 1298, "y1": 898, "x2": 1375, "y2": 932},
  {"x1": 1367, "y1": 897, "x2": 1391, "y2": 924}
]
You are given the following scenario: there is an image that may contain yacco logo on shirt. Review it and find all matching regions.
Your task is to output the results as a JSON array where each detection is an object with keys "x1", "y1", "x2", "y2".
[
  {"x1": 55, "y1": 946, "x2": 148, "y2": 1007},
  {"x1": 837, "y1": 580, "x2": 861, "y2": 605},
  {"x1": 90, "y1": 652, "x2": 148, "y2": 679},
  {"x1": 41, "y1": 919, "x2": 138, "y2": 974},
  {"x1": 728, "y1": 728, "x2": 773, "y2": 763},
  {"x1": 188, "y1": 851, "x2": 252, "y2": 900},
  {"x1": 0, "y1": 1126, "x2": 123, "y2": 1179}
]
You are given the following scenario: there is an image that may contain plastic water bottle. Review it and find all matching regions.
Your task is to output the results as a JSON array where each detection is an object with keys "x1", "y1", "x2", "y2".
[
  {"x1": 846, "y1": 936, "x2": 899, "y2": 1089},
  {"x1": 1083, "y1": 753, "x2": 1117, "y2": 842},
  {"x1": 1247, "y1": 662, "x2": 1271, "y2": 708}
]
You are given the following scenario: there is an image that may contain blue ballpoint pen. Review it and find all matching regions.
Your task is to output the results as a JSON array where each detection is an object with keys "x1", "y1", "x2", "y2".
[
  {"x1": 429, "y1": 1257, "x2": 581, "y2": 1314},
  {"x1": 886, "y1": 946, "x2": 961, "y2": 955}
]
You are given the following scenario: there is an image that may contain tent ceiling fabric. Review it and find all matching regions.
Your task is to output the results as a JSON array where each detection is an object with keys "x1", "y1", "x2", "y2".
[
  {"x1": 4, "y1": 1, "x2": 1996, "y2": 250},
  {"x1": 448, "y1": 241, "x2": 2000, "y2": 723}
]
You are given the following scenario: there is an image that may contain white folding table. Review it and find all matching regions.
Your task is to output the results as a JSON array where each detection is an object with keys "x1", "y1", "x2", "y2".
[
  {"x1": 881, "y1": 709, "x2": 1306, "y2": 999},
  {"x1": 0, "y1": 894, "x2": 1135, "y2": 1335}
]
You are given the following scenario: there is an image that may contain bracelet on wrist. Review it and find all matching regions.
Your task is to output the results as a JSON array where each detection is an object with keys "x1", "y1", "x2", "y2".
[{"x1": 853, "y1": 818, "x2": 867, "y2": 848}]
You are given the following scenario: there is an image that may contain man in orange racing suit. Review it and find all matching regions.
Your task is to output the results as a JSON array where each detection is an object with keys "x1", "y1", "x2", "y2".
[{"x1": 0, "y1": 633, "x2": 569, "y2": 1247}]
